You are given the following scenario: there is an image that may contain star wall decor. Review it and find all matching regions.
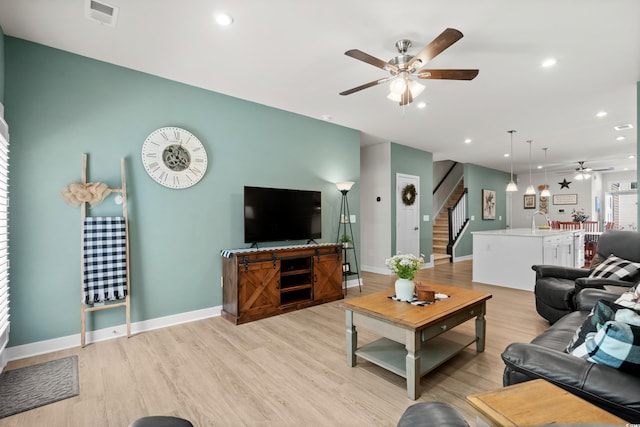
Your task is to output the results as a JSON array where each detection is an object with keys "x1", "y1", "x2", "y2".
[{"x1": 559, "y1": 179, "x2": 571, "y2": 189}]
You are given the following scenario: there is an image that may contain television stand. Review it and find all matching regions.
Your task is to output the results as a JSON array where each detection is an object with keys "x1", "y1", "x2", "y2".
[{"x1": 221, "y1": 243, "x2": 343, "y2": 324}]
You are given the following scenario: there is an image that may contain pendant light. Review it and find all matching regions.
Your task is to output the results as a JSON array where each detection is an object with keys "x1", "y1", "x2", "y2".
[
  {"x1": 524, "y1": 140, "x2": 536, "y2": 195},
  {"x1": 506, "y1": 130, "x2": 518, "y2": 192},
  {"x1": 540, "y1": 147, "x2": 551, "y2": 197}
]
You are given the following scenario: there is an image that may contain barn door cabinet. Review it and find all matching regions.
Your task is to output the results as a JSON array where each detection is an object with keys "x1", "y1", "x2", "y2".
[{"x1": 221, "y1": 244, "x2": 343, "y2": 324}]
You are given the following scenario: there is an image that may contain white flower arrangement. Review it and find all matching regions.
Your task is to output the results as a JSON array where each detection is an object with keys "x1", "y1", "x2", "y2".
[{"x1": 385, "y1": 253, "x2": 425, "y2": 280}]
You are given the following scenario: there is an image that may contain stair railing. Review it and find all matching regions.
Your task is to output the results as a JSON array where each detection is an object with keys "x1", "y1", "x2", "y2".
[
  {"x1": 447, "y1": 188, "x2": 469, "y2": 256},
  {"x1": 433, "y1": 162, "x2": 464, "y2": 219}
]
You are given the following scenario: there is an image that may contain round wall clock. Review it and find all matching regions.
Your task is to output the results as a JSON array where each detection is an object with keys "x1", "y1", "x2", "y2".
[{"x1": 141, "y1": 126, "x2": 208, "y2": 189}]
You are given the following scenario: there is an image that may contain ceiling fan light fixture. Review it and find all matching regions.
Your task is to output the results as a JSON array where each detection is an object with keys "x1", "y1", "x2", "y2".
[
  {"x1": 389, "y1": 75, "x2": 407, "y2": 94},
  {"x1": 387, "y1": 77, "x2": 425, "y2": 103}
]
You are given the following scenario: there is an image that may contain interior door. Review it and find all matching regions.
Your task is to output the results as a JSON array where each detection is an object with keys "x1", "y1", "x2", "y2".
[{"x1": 396, "y1": 173, "x2": 420, "y2": 256}]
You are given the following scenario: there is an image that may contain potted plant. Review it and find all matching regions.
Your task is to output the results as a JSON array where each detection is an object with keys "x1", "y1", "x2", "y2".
[
  {"x1": 339, "y1": 234, "x2": 352, "y2": 248},
  {"x1": 385, "y1": 253, "x2": 426, "y2": 301},
  {"x1": 571, "y1": 208, "x2": 589, "y2": 223}
]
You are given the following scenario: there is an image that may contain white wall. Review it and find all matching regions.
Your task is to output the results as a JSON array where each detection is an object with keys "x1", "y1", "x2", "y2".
[
  {"x1": 511, "y1": 170, "x2": 598, "y2": 228},
  {"x1": 602, "y1": 170, "x2": 637, "y2": 192},
  {"x1": 360, "y1": 143, "x2": 392, "y2": 273}
]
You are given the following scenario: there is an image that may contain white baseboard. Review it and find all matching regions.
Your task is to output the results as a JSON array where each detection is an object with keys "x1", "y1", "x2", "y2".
[
  {"x1": 453, "y1": 254, "x2": 473, "y2": 262},
  {"x1": 361, "y1": 265, "x2": 391, "y2": 275},
  {"x1": 345, "y1": 277, "x2": 363, "y2": 289},
  {"x1": 5, "y1": 306, "x2": 221, "y2": 362}
]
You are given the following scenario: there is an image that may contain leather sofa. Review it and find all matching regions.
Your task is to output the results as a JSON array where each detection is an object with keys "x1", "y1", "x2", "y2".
[
  {"x1": 533, "y1": 230, "x2": 640, "y2": 324},
  {"x1": 502, "y1": 288, "x2": 640, "y2": 422}
]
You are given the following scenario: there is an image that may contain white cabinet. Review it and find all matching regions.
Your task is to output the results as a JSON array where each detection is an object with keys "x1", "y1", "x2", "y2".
[
  {"x1": 472, "y1": 229, "x2": 582, "y2": 291},
  {"x1": 543, "y1": 234, "x2": 575, "y2": 267}
]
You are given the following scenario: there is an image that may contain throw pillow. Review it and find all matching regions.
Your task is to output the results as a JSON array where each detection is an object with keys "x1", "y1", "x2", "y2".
[
  {"x1": 570, "y1": 320, "x2": 640, "y2": 376},
  {"x1": 566, "y1": 299, "x2": 640, "y2": 353},
  {"x1": 588, "y1": 253, "x2": 606, "y2": 272},
  {"x1": 588, "y1": 254, "x2": 640, "y2": 282}
]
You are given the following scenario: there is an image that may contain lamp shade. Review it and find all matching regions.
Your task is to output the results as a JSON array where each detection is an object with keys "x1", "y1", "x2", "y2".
[
  {"x1": 524, "y1": 184, "x2": 536, "y2": 195},
  {"x1": 540, "y1": 185, "x2": 551, "y2": 197},
  {"x1": 506, "y1": 181, "x2": 518, "y2": 192},
  {"x1": 336, "y1": 181, "x2": 355, "y2": 192}
]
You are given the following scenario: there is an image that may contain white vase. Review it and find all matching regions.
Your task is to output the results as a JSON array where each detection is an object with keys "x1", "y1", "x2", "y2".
[{"x1": 395, "y1": 278, "x2": 415, "y2": 301}]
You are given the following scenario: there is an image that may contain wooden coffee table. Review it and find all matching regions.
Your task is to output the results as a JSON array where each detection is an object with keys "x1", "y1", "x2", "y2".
[
  {"x1": 466, "y1": 379, "x2": 628, "y2": 426},
  {"x1": 344, "y1": 283, "x2": 492, "y2": 400}
]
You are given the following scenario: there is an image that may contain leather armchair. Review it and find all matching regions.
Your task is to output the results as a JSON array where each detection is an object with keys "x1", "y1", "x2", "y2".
[
  {"x1": 533, "y1": 230, "x2": 640, "y2": 324},
  {"x1": 502, "y1": 289, "x2": 640, "y2": 422}
]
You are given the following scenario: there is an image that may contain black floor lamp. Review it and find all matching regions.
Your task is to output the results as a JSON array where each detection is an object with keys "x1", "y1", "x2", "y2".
[{"x1": 336, "y1": 181, "x2": 361, "y2": 293}]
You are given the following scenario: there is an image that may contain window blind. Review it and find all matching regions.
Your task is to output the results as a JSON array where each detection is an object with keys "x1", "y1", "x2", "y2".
[{"x1": 0, "y1": 103, "x2": 9, "y2": 372}]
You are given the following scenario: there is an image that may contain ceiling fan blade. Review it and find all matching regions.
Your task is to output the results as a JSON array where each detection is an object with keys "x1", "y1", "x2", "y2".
[
  {"x1": 344, "y1": 49, "x2": 398, "y2": 73},
  {"x1": 406, "y1": 28, "x2": 464, "y2": 69},
  {"x1": 417, "y1": 69, "x2": 479, "y2": 80},
  {"x1": 339, "y1": 78, "x2": 390, "y2": 96}
]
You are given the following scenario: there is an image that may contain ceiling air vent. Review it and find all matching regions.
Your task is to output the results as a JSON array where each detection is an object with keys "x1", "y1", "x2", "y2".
[
  {"x1": 85, "y1": 0, "x2": 119, "y2": 27},
  {"x1": 614, "y1": 123, "x2": 634, "y2": 131}
]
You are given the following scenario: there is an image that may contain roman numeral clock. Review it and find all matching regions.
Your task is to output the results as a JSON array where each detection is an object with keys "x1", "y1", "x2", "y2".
[{"x1": 141, "y1": 127, "x2": 208, "y2": 189}]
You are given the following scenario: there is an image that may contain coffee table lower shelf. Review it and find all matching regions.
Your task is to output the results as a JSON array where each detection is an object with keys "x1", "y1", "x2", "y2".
[{"x1": 356, "y1": 331, "x2": 476, "y2": 378}]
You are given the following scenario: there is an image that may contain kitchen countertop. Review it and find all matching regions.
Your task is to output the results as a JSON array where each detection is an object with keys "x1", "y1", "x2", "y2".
[{"x1": 472, "y1": 228, "x2": 581, "y2": 237}]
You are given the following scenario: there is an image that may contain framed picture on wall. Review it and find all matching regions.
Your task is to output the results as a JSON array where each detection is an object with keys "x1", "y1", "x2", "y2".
[
  {"x1": 552, "y1": 194, "x2": 578, "y2": 205},
  {"x1": 524, "y1": 194, "x2": 536, "y2": 209},
  {"x1": 482, "y1": 189, "x2": 496, "y2": 220}
]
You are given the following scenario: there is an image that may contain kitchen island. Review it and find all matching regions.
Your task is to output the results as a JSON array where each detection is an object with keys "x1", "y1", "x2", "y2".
[{"x1": 472, "y1": 228, "x2": 584, "y2": 291}]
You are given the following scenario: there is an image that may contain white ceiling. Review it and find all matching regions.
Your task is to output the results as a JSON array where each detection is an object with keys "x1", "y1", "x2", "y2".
[{"x1": 0, "y1": 0, "x2": 638, "y2": 175}]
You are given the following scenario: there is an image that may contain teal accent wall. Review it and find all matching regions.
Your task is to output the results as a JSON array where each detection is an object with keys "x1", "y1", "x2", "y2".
[
  {"x1": 455, "y1": 163, "x2": 510, "y2": 256},
  {"x1": 389, "y1": 143, "x2": 433, "y2": 258},
  {"x1": 638, "y1": 81, "x2": 639, "y2": 227},
  {"x1": 5, "y1": 37, "x2": 360, "y2": 346},
  {"x1": 0, "y1": 25, "x2": 4, "y2": 103}
]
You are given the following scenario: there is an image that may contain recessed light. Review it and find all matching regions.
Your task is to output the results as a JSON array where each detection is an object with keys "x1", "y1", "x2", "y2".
[
  {"x1": 624, "y1": 168, "x2": 629, "y2": 171},
  {"x1": 417, "y1": 102, "x2": 427, "y2": 109},
  {"x1": 629, "y1": 155, "x2": 636, "y2": 159},
  {"x1": 616, "y1": 136, "x2": 625, "y2": 141},
  {"x1": 215, "y1": 12, "x2": 233, "y2": 26},
  {"x1": 541, "y1": 57, "x2": 557, "y2": 68},
  {"x1": 504, "y1": 153, "x2": 510, "y2": 158},
  {"x1": 537, "y1": 165, "x2": 543, "y2": 169},
  {"x1": 596, "y1": 111, "x2": 607, "y2": 118},
  {"x1": 464, "y1": 138, "x2": 471, "y2": 144},
  {"x1": 614, "y1": 124, "x2": 634, "y2": 131}
]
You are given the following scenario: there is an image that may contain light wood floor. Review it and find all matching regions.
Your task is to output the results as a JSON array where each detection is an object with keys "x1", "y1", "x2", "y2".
[{"x1": 0, "y1": 260, "x2": 548, "y2": 427}]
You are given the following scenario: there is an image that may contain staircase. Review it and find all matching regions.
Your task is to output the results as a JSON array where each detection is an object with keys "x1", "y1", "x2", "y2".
[{"x1": 433, "y1": 180, "x2": 465, "y2": 265}]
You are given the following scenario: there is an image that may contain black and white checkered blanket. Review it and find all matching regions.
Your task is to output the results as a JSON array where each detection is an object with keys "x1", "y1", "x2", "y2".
[{"x1": 83, "y1": 216, "x2": 128, "y2": 304}]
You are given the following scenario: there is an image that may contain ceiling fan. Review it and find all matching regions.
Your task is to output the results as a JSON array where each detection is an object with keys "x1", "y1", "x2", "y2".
[
  {"x1": 339, "y1": 28, "x2": 479, "y2": 106},
  {"x1": 557, "y1": 161, "x2": 614, "y2": 179}
]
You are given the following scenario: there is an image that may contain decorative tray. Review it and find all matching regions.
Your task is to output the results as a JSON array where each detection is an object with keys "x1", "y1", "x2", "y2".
[{"x1": 387, "y1": 293, "x2": 449, "y2": 306}]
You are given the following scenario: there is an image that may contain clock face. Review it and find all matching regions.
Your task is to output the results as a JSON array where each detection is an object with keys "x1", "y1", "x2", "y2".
[{"x1": 141, "y1": 127, "x2": 208, "y2": 189}]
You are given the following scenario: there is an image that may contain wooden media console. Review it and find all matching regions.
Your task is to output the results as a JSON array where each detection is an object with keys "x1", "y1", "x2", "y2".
[{"x1": 221, "y1": 244, "x2": 343, "y2": 324}]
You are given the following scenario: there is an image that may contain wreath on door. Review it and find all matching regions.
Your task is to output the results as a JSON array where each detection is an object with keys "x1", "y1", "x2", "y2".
[{"x1": 401, "y1": 184, "x2": 417, "y2": 206}]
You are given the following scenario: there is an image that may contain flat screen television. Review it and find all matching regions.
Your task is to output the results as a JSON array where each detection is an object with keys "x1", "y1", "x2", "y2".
[{"x1": 244, "y1": 186, "x2": 322, "y2": 244}]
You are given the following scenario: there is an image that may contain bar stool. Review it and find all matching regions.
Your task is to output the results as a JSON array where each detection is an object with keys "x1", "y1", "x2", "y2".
[{"x1": 129, "y1": 416, "x2": 194, "y2": 427}]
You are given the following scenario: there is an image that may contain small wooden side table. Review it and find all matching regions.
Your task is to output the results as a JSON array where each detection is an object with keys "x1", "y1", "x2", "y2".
[{"x1": 466, "y1": 379, "x2": 628, "y2": 426}]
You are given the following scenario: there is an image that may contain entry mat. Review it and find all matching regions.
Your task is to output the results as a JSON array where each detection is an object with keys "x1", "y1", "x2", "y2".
[{"x1": 0, "y1": 355, "x2": 79, "y2": 418}]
